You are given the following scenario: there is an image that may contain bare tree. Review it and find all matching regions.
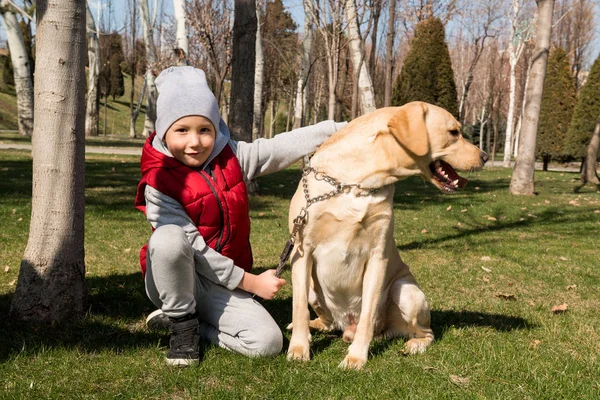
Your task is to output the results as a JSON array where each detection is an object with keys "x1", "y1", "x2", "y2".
[
  {"x1": 383, "y1": 0, "x2": 395, "y2": 107},
  {"x1": 1, "y1": 0, "x2": 34, "y2": 136},
  {"x1": 253, "y1": 0, "x2": 264, "y2": 140},
  {"x1": 139, "y1": 0, "x2": 158, "y2": 137},
  {"x1": 229, "y1": 0, "x2": 257, "y2": 142},
  {"x1": 509, "y1": 0, "x2": 554, "y2": 195},
  {"x1": 11, "y1": 0, "x2": 87, "y2": 322},
  {"x1": 187, "y1": 0, "x2": 233, "y2": 110},
  {"x1": 85, "y1": 2, "x2": 101, "y2": 137},
  {"x1": 503, "y1": 0, "x2": 534, "y2": 168},
  {"x1": 293, "y1": 0, "x2": 315, "y2": 128},
  {"x1": 345, "y1": 0, "x2": 376, "y2": 115}
]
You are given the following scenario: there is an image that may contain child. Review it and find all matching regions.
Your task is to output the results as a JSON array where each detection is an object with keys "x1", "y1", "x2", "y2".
[{"x1": 135, "y1": 66, "x2": 345, "y2": 366}]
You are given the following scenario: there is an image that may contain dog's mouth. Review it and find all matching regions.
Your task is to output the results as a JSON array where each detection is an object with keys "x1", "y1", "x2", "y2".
[{"x1": 428, "y1": 160, "x2": 468, "y2": 193}]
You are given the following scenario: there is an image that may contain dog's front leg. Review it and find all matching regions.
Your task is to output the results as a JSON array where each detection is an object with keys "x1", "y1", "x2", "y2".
[
  {"x1": 287, "y1": 246, "x2": 313, "y2": 362},
  {"x1": 340, "y1": 251, "x2": 387, "y2": 370}
]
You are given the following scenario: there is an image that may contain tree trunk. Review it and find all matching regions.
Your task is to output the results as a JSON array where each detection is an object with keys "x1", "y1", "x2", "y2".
[
  {"x1": 478, "y1": 106, "x2": 487, "y2": 150},
  {"x1": 345, "y1": 0, "x2": 376, "y2": 115},
  {"x1": 509, "y1": 0, "x2": 554, "y2": 195},
  {"x1": 580, "y1": 119, "x2": 600, "y2": 186},
  {"x1": 252, "y1": 2, "x2": 264, "y2": 141},
  {"x1": 173, "y1": 0, "x2": 188, "y2": 58},
  {"x1": 1, "y1": 0, "x2": 34, "y2": 136},
  {"x1": 293, "y1": 0, "x2": 314, "y2": 129},
  {"x1": 229, "y1": 0, "x2": 256, "y2": 142},
  {"x1": 129, "y1": 0, "x2": 137, "y2": 138},
  {"x1": 139, "y1": 0, "x2": 157, "y2": 137},
  {"x1": 11, "y1": 0, "x2": 87, "y2": 322},
  {"x1": 383, "y1": 0, "x2": 395, "y2": 107},
  {"x1": 368, "y1": 0, "x2": 381, "y2": 81},
  {"x1": 85, "y1": 2, "x2": 100, "y2": 137},
  {"x1": 503, "y1": 61, "x2": 517, "y2": 167}
]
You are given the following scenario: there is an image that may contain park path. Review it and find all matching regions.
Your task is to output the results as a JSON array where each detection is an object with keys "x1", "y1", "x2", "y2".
[{"x1": 0, "y1": 143, "x2": 591, "y2": 173}]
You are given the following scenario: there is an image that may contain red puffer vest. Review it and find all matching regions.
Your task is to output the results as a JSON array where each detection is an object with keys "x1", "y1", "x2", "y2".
[{"x1": 135, "y1": 133, "x2": 252, "y2": 276}]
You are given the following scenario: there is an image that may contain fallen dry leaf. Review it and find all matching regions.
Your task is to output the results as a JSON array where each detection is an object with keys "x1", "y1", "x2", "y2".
[
  {"x1": 446, "y1": 206, "x2": 452, "y2": 211},
  {"x1": 12, "y1": 208, "x2": 16, "y2": 214},
  {"x1": 521, "y1": 207, "x2": 527, "y2": 210},
  {"x1": 496, "y1": 293, "x2": 516, "y2": 301},
  {"x1": 568, "y1": 200, "x2": 580, "y2": 206},
  {"x1": 258, "y1": 212, "x2": 266, "y2": 217},
  {"x1": 566, "y1": 284, "x2": 577, "y2": 291},
  {"x1": 530, "y1": 340, "x2": 542, "y2": 349},
  {"x1": 449, "y1": 375, "x2": 470, "y2": 386},
  {"x1": 475, "y1": 187, "x2": 480, "y2": 190},
  {"x1": 481, "y1": 256, "x2": 491, "y2": 261},
  {"x1": 4, "y1": 265, "x2": 9, "y2": 273},
  {"x1": 461, "y1": 209, "x2": 468, "y2": 212},
  {"x1": 487, "y1": 216, "x2": 497, "y2": 221},
  {"x1": 421, "y1": 229, "x2": 428, "y2": 233},
  {"x1": 552, "y1": 303, "x2": 568, "y2": 313},
  {"x1": 481, "y1": 266, "x2": 492, "y2": 273},
  {"x1": 483, "y1": 276, "x2": 490, "y2": 283},
  {"x1": 559, "y1": 256, "x2": 568, "y2": 261},
  {"x1": 544, "y1": 200, "x2": 550, "y2": 204},
  {"x1": 457, "y1": 222, "x2": 462, "y2": 228},
  {"x1": 594, "y1": 210, "x2": 600, "y2": 214},
  {"x1": 8, "y1": 279, "x2": 16, "y2": 286}
]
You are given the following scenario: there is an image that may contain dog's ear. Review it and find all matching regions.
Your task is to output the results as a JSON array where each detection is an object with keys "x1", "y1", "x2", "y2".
[{"x1": 388, "y1": 102, "x2": 430, "y2": 157}]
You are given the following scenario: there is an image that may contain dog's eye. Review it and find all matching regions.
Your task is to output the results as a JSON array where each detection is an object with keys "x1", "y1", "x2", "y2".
[{"x1": 449, "y1": 129, "x2": 460, "y2": 137}]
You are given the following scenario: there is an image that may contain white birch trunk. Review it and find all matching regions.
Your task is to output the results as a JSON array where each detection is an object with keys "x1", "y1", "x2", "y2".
[
  {"x1": 503, "y1": 63, "x2": 517, "y2": 167},
  {"x1": 509, "y1": 0, "x2": 554, "y2": 195},
  {"x1": 479, "y1": 106, "x2": 487, "y2": 150},
  {"x1": 293, "y1": 0, "x2": 314, "y2": 129},
  {"x1": 344, "y1": 0, "x2": 376, "y2": 115},
  {"x1": 85, "y1": 2, "x2": 100, "y2": 137},
  {"x1": 140, "y1": 0, "x2": 157, "y2": 137},
  {"x1": 252, "y1": 3, "x2": 263, "y2": 141},
  {"x1": 10, "y1": 0, "x2": 87, "y2": 321},
  {"x1": 173, "y1": 0, "x2": 188, "y2": 56},
  {"x1": 1, "y1": 0, "x2": 34, "y2": 136}
]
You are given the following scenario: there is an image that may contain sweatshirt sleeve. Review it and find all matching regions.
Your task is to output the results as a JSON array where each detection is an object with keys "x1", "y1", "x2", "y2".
[
  {"x1": 144, "y1": 185, "x2": 245, "y2": 290},
  {"x1": 231, "y1": 120, "x2": 346, "y2": 181}
]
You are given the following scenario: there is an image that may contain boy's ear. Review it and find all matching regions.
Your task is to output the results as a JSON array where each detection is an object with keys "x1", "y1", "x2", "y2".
[{"x1": 388, "y1": 102, "x2": 430, "y2": 157}]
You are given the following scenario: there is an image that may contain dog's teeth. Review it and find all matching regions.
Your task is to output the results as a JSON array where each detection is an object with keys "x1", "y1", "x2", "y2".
[{"x1": 453, "y1": 179, "x2": 459, "y2": 187}]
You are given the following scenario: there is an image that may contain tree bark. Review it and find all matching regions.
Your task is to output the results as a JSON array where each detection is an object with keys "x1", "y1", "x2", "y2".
[
  {"x1": 252, "y1": 2, "x2": 263, "y2": 141},
  {"x1": 293, "y1": 0, "x2": 314, "y2": 129},
  {"x1": 228, "y1": 0, "x2": 256, "y2": 142},
  {"x1": 383, "y1": 0, "x2": 395, "y2": 107},
  {"x1": 173, "y1": 0, "x2": 188, "y2": 57},
  {"x1": 509, "y1": 0, "x2": 554, "y2": 195},
  {"x1": 129, "y1": 0, "x2": 138, "y2": 138},
  {"x1": 139, "y1": 0, "x2": 157, "y2": 137},
  {"x1": 580, "y1": 119, "x2": 600, "y2": 187},
  {"x1": 345, "y1": 0, "x2": 376, "y2": 115},
  {"x1": 85, "y1": 2, "x2": 100, "y2": 137},
  {"x1": 1, "y1": 0, "x2": 34, "y2": 136},
  {"x1": 10, "y1": 0, "x2": 87, "y2": 322}
]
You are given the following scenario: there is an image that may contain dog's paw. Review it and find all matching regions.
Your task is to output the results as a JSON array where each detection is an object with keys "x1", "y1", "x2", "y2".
[
  {"x1": 286, "y1": 343, "x2": 310, "y2": 362},
  {"x1": 339, "y1": 354, "x2": 367, "y2": 370},
  {"x1": 402, "y1": 337, "x2": 433, "y2": 355}
]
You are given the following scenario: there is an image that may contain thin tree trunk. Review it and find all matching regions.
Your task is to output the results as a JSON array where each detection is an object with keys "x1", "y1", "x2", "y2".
[
  {"x1": 229, "y1": 0, "x2": 256, "y2": 142},
  {"x1": 580, "y1": 119, "x2": 600, "y2": 186},
  {"x1": 513, "y1": 59, "x2": 532, "y2": 158},
  {"x1": 478, "y1": 106, "x2": 487, "y2": 150},
  {"x1": 252, "y1": 2, "x2": 264, "y2": 141},
  {"x1": 129, "y1": 0, "x2": 137, "y2": 138},
  {"x1": 1, "y1": 0, "x2": 34, "y2": 136},
  {"x1": 85, "y1": 2, "x2": 100, "y2": 137},
  {"x1": 293, "y1": 0, "x2": 314, "y2": 129},
  {"x1": 139, "y1": 0, "x2": 157, "y2": 137},
  {"x1": 383, "y1": 0, "x2": 395, "y2": 107},
  {"x1": 504, "y1": 63, "x2": 517, "y2": 167},
  {"x1": 11, "y1": 0, "x2": 87, "y2": 322},
  {"x1": 173, "y1": 0, "x2": 188, "y2": 57},
  {"x1": 345, "y1": 0, "x2": 376, "y2": 115},
  {"x1": 268, "y1": 99, "x2": 276, "y2": 139},
  {"x1": 368, "y1": 0, "x2": 381, "y2": 81},
  {"x1": 509, "y1": 0, "x2": 554, "y2": 195}
]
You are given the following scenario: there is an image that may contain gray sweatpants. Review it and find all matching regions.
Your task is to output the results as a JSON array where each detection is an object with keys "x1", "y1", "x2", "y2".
[{"x1": 144, "y1": 225, "x2": 283, "y2": 357}]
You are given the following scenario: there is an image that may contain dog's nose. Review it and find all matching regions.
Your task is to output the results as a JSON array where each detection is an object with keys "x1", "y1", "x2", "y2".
[{"x1": 480, "y1": 151, "x2": 489, "y2": 164}]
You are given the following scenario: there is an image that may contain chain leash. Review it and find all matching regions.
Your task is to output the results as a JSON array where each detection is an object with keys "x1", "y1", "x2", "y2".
[{"x1": 274, "y1": 167, "x2": 379, "y2": 278}]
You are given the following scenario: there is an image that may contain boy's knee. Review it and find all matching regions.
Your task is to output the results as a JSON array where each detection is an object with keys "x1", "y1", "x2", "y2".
[
  {"x1": 252, "y1": 325, "x2": 283, "y2": 357},
  {"x1": 148, "y1": 225, "x2": 192, "y2": 263}
]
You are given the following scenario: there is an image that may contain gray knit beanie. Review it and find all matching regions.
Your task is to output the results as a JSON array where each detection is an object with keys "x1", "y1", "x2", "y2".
[{"x1": 155, "y1": 66, "x2": 221, "y2": 141}]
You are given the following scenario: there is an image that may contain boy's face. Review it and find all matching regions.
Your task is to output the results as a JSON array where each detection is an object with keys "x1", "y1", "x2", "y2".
[{"x1": 164, "y1": 115, "x2": 216, "y2": 168}]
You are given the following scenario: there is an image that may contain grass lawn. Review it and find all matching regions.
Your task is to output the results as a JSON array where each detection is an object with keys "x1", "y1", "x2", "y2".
[{"x1": 0, "y1": 149, "x2": 598, "y2": 399}]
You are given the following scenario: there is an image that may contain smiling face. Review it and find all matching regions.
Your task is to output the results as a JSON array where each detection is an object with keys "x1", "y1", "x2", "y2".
[{"x1": 164, "y1": 115, "x2": 216, "y2": 168}]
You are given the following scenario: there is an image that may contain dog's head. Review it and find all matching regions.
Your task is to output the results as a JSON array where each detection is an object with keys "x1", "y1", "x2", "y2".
[{"x1": 387, "y1": 102, "x2": 488, "y2": 192}]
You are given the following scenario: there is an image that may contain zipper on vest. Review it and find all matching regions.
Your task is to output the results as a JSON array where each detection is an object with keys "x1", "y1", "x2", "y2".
[{"x1": 198, "y1": 171, "x2": 226, "y2": 252}]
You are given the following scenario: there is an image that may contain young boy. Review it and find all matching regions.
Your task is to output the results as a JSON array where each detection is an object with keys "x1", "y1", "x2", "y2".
[{"x1": 134, "y1": 66, "x2": 345, "y2": 366}]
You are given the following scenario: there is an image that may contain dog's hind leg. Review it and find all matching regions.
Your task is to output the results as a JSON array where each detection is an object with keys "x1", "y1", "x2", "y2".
[{"x1": 384, "y1": 273, "x2": 434, "y2": 355}]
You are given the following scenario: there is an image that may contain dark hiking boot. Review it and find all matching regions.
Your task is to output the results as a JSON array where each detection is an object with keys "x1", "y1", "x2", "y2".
[
  {"x1": 146, "y1": 309, "x2": 171, "y2": 331},
  {"x1": 166, "y1": 313, "x2": 201, "y2": 367}
]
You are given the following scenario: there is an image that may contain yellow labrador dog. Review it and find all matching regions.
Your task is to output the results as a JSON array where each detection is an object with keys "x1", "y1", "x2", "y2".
[{"x1": 286, "y1": 102, "x2": 488, "y2": 370}]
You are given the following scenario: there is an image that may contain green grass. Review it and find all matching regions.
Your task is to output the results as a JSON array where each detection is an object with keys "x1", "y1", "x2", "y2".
[{"x1": 0, "y1": 149, "x2": 599, "y2": 399}]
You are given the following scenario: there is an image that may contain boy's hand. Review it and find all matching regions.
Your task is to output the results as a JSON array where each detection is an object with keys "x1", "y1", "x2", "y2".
[{"x1": 239, "y1": 270, "x2": 286, "y2": 300}]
